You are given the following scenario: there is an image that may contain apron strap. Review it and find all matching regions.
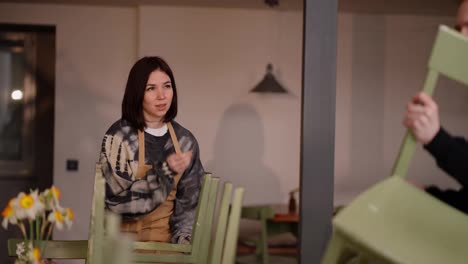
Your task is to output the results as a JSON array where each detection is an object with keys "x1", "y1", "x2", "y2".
[
  {"x1": 167, "y1": 123, "x2": 181, "y2": 154},
  {"x1": 167, "y1": 123, "x2": 183, "y2": 184},
  {"x1": 138, "y1": 129, "x2": 145, "y2": 164},
  {"x1": 136, "y1": 130, "x2": 152, "y2": 179}
]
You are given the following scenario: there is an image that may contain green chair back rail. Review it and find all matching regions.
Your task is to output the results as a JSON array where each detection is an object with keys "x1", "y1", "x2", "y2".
[
  {"x1": 322, "y1": 25, "x2": 468, "y2": 264},
  {"x1": 131, "y1": 177, "x2": 245, "y2": 264},
  {"x1": 131, "y1": 173, "x2": 219, "y2": 263},
  {"x1": 7, "y1": 239, "x2": 88, "y2": 259}
]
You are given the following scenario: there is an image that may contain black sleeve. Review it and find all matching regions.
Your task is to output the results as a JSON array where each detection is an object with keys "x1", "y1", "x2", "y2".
[{"x1": 424, "y1": 127, "x2": 468, "y2": 187}]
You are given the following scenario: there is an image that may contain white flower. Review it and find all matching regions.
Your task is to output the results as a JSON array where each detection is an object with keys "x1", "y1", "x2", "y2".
[
  {"x1": 63, "y1": 208, "x2": 74, "y2": 229},
  {"x1": 14, "y1": 190, "x2": 45, "y2": 221},
  {"x1": 48, "y1": 208, "x2": 65, "y2": 230},
  {"x1": 15, "y1": 241, "x2": 25, "y2": 258},
  {"x1": 42, "y1": 186, "x2": 61, "y2": 210},
  {"x1": 2, "y1": 198, "x2": 18, "y2": 229},
  {"x1": 16, "y1": 242, "x2": 32, "y2": 262}
]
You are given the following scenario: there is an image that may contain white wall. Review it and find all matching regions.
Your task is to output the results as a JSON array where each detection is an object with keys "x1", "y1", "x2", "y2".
[
  {"x1": 138, "y1": 5, "x2": 303, "y2": 205},
  {"x1": 0, "y1": 4, "x2": 137, "y2": 253}
]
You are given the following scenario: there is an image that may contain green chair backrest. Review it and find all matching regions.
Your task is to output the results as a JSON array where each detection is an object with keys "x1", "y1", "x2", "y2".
[
  {"x1": 392, "y1": 25, "x2": 468, "y2": 179},
  {"x1": 86, "y1": 163, "x2": 106, "y2": 264},
  {"x1": 209, "y1": 183, "x2": 245, "y2": 264},
  {"x1": 131, "y1": 173, "x2": 220, "y2": 263},
  {"x1": 221, "y1": 187, "x2": 244, "y2": 264},
  {"x1": 210, "y1": 183, "x2": 233, "y2": 264},
  {"x1": 198, "y1": 175, "x2": 220, "y2": 263},
  {"x1": 102, "y1": 212, "x2": 134, "y2": 264}
]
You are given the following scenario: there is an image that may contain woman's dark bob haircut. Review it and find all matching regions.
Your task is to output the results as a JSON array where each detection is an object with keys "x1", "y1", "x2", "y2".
[{"x1": 122, "y1": 56, "x2": 177, "y2": 130}]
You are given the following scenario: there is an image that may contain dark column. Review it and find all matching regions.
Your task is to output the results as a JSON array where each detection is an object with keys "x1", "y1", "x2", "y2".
[{"x1": 300, "y1": 0, "x2": 337, "y2": 262}]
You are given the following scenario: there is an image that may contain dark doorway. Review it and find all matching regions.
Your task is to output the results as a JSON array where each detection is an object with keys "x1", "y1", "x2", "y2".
[{"x1": 0, "y1": 23, "x2": 55, "y2": 264}]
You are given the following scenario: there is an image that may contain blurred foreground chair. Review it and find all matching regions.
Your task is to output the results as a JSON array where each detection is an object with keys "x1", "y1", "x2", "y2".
[{"x1": 322, "y1": 25, "x2": 468, "y2": 264}]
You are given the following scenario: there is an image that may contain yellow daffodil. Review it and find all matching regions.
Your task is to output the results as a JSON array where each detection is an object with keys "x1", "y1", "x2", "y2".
[
  {"x1": 50, "y1": 186, "x2": 60, "y2": 200},
  {"x1": 48, "y1": 208, "x2": 65, "y2": 230},
  {"x1": 63, "y1": 208, "x2": 74, "y2": 229},
  {"x1": 21, "y1": 246, "x2": 41, "y2": 264},
  {"x1": 15, "y1": 191, "x2": 45, "y2": 221},
  {"x1": 43, "y1": 185, "x2": 61, "y2": 210},
  {"x1": 1, "y1": 199, "x2": 18, "y2": 229},
  {"x1": 32, "y1": 247, "x2": 41, "y2": 264}
]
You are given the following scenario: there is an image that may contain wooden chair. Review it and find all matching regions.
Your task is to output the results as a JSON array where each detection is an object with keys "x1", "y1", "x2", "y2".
[{"x1": 322, "y1": 25, "x2": 468, "y2": 264}]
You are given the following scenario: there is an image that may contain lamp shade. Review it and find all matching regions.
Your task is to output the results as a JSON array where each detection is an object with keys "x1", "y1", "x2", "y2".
[{"x1": 250, "y1": 63, "x2": 288, "y2": 93}]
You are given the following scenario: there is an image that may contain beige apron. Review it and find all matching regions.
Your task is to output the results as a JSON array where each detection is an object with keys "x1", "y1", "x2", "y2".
[{"x1": 121, "y1": 123, "x2": 183, "y2": 243}]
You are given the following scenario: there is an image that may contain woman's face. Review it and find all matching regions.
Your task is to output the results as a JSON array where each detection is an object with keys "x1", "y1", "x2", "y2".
[{"x1": 142, "y1": 69, "x2": 173, "y2": 125}]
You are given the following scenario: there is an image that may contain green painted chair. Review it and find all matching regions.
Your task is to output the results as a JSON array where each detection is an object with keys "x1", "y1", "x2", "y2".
[
  {"x1": 132, "y1": 179, "x2": 245, "y2": 264},
  {"x1": 131, "y1": 173, "x2": 219, "y2": 263},
  {"x1": 87, "y1": 163, "x2": 107, "y2": 263},
  {"x1": 102, "y1": 212, "x2": 134, "y2": 264},
  {"x1": 238, "y1": 205, "x2": 275, "y2": 264},
  {"x1": 209, "y1": 182, "x2": 245, "y2": 264},
  {"x1": 322, "y1": 25, "x2": 468, "y2": 264}
]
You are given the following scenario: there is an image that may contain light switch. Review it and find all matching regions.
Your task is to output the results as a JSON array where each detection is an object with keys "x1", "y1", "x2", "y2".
[{"x1": 66, "y1": 159, "x2": 79, "y2": 171}]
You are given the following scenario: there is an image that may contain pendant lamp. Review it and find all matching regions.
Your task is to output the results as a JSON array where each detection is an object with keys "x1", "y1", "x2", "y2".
[{"x1": 250, "y1": 63, "x2": 288, "y2": 94}]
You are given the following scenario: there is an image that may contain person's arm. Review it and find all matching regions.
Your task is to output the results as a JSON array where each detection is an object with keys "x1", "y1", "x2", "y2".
[
  {"x1": 100, "y1": 134, "x2": 134, "y2": 202},
  {"x1": 403, "y1": 92, "x2": 468, "y2": 187},
  {"x1": 100, "y1": 132, "x2": 163, "y2": 217},
  {"x1": 424, "y1": 127, "x2": 468, "y2": 187},
  {"x1": 169, "y1": 136, "x2": 204, "y2": 244}
]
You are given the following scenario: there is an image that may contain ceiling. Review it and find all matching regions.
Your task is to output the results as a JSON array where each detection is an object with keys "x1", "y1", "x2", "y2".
[{"x1": 0, "y1": 0, "x2": 460, "y2": 15}]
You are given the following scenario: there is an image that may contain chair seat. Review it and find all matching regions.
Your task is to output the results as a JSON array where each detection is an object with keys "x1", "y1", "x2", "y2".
[{"x1": 334, "y1": 177, "x2": 468, "y2": 264}]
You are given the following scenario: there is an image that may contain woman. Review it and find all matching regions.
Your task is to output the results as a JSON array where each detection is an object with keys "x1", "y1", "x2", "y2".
[{"x1": 99, "y1": 56, "x2": 204, "y2": 244}]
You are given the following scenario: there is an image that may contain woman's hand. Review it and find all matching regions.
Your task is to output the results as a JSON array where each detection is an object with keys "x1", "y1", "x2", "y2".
[
  {"x1": 403, "y1": 92, "x2": 440, "y2": 144},
  {"x1": 167, "y1": 151, "x2": 193, "y2": 174}
]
